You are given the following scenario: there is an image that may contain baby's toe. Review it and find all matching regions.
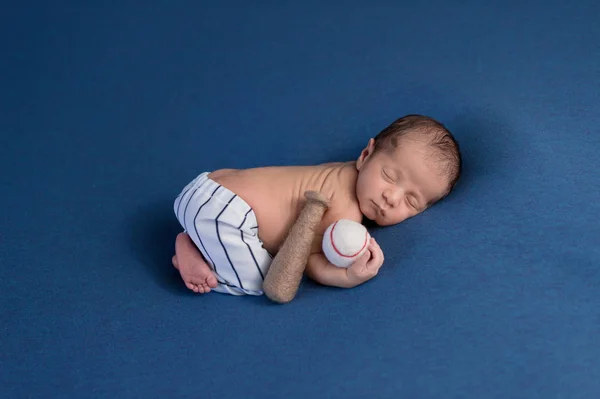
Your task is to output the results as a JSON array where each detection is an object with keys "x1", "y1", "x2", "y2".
[
  {"x1": 202, "y1": 281, "x2": 214, "y2": 294},
  {"x1": 185, "y1": 282, "x2": 198, "y2": 293},
  {"x1": 206, "y1": 275, "x2": 218, "y2": 288}
]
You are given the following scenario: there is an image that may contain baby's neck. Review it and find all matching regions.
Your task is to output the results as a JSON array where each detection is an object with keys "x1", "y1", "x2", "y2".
[{"x1": 331, "y1": 161, "x2": 359, "y2": 196}]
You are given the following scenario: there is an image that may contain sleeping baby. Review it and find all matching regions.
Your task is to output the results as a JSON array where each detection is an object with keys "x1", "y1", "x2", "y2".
[{"x1": 172, "y1": 114, "x2": 462, "y2": 296}]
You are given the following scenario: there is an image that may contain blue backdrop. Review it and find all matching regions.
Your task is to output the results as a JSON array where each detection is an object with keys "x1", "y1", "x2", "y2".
[{"x1": 2, "y1": 1, "x2": 599, "y2": 398}]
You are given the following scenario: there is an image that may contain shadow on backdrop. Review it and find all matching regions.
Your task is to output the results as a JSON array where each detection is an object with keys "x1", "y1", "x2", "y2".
[
  {"x1": 128, "y1": 199, "x2": 190, "y2": 295},
  {"x1": 446, "y1": 106, "x2": 517, "y2": 201},
  {"x1": 128, "y1": 198, "x2": 314, "y2": 304}
]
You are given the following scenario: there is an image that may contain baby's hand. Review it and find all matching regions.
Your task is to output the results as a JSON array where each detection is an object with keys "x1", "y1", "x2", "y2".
[{"x1": 346, "y1": 237, "x2": 384, "y2": 287}]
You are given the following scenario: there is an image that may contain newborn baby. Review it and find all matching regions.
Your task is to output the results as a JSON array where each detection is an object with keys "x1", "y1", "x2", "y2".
[{"x1": 172, "y1": 114, "x2": 462, "y2": 296}]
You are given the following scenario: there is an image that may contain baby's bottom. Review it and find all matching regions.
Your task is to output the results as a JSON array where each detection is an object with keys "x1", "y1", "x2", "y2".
[{"x1": 173, "y1": 172, "x2": 273, "y2": 296}]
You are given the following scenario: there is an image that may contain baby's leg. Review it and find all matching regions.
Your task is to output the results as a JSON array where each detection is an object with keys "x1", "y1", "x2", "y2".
[{"x1": 173, "y1": 232, "x2": 218, "y2": 294}]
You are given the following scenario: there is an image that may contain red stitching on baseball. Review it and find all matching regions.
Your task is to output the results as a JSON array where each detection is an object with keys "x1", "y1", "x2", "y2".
[{"x1": 330, "y1": 221, "x2": 369, "y2": 258}]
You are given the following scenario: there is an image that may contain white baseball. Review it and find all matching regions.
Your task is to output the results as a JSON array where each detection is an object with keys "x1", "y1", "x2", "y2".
[{"x1": 322, "y1": 219, "x2": 371, "y2": 268}]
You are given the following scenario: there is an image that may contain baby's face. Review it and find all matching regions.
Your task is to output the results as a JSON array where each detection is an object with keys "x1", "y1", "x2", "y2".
[{"x1": 355, "y1": 137, "x2": 449, "y2": 226}]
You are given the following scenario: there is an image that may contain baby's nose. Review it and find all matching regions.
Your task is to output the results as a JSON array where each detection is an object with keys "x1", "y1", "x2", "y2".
[{"x1": 384, "y1": 189, "x2": 401, "y2": 207}]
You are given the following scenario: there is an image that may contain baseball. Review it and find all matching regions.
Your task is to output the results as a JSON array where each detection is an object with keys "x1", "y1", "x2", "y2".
[{"x1": 322, "y1": 219, "x2": 371, "y2": 268}]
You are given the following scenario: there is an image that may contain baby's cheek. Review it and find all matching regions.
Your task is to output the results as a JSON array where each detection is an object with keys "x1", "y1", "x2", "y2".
[{"x1": 390, "y1": 208, "x2": 409, "y2": 224}]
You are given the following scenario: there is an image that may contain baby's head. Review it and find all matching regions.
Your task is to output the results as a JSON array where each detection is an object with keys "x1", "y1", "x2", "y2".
[{"x1": 355, "y1": 114, "x2": 462, "y2": 226}]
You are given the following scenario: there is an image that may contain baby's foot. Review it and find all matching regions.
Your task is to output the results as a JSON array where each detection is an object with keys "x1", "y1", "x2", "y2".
[{"x1": 172, "y1": 245, "x2": 218, "y2": 294}]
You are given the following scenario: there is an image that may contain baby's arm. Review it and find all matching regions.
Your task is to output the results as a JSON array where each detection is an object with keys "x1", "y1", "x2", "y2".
[
  {"x1": 306, "y1": 253, "x2": 355, "y2": 288},
  {"x1": 305, "y1": 206, "x2": 385, "y2": 288},
  {"x1": 306, "y1": 238, "x2": 383, "y2": 289}
]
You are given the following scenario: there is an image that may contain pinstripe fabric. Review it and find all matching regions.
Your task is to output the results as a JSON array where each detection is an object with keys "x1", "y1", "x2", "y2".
[{"x1": 173, "y1": 172, "x2": 272, "y2": 296}]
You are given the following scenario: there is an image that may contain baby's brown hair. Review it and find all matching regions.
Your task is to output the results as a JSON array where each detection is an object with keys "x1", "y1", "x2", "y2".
[{"x1": 373, "y1": 114, "x2": 462, "y2": 201}]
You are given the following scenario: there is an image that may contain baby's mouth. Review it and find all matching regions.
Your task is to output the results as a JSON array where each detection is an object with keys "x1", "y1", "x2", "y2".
[{"x1": 372, "y1": 200, "x2": 385, "y2": 217}]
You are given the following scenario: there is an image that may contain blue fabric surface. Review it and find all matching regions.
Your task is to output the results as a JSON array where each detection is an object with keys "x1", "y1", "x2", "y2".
[{"x1": 2, "y1": 1, "x2": 600, "y2": 398}]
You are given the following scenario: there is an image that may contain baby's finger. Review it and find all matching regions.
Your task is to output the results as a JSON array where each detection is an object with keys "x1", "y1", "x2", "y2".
[
  {"x1": 367, "y1": 247, "x2": 382, "y2": 268},
  {"x1": 370, "y1": 238, "x2": 384, "y2": 263},
  {"x1": 375, "y1": 248, "x2": 386, "y2": 266},
  {"x1": 370, "y1": 237, "x2": 382, "y2": 251},
  {"x1": 355, "y1": 249, "x2": 371, "y2": 266}
]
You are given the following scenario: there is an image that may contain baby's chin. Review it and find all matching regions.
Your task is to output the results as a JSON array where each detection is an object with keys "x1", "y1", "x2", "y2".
[{"x1": 359, "y1": 204, "x2": 379, "y2": 227}]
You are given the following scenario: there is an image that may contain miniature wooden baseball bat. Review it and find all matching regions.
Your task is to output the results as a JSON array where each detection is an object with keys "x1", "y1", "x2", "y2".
[{"x1": 263, "y1": 191, "x2": 330, "y2": 303}]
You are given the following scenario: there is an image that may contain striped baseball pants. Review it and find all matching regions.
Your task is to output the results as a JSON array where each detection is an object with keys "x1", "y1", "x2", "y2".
[{"x1": 173, "y1": 172, "x2": 273, "y2": 296}]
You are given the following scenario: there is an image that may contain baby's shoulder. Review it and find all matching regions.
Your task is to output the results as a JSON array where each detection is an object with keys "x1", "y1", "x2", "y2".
[
  {"x1": 327, "y1": 195, "x2": 362, "y2": 223},
  {"x1": 321, "y1": 166, "x2": 362, "y2": 226}
]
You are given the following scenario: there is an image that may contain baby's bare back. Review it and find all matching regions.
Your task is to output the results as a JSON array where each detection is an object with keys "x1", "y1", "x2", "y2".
[{"x1": 208, "y1": 163, "x2": 362, "y2": 255}]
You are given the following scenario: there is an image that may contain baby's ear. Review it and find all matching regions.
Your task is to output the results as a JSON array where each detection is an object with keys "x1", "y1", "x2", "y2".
[{"x1": 357, "y1": 138, "x2": 376, "y2": 169}]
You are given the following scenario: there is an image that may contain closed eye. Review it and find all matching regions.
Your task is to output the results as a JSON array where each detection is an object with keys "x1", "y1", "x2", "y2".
[
  {"x1": 382, "y1": 169, "x2": 394, "y2": 182},
  {"x1": 406, "y1": 197, "x2": 419, "y2": 210}
]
